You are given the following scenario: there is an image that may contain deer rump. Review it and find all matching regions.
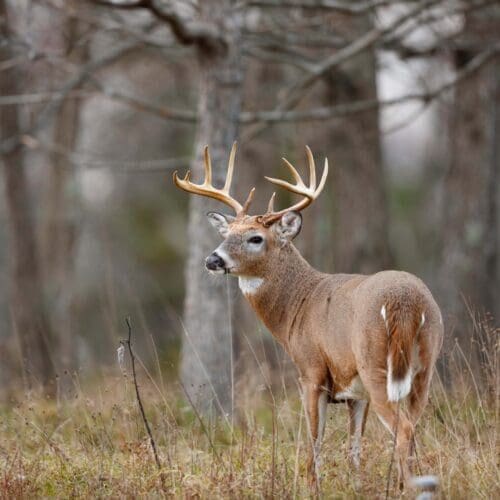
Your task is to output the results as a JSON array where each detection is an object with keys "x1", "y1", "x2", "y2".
[{"x1": 383, "y1": 299, "x2": 425, "y2": 402}]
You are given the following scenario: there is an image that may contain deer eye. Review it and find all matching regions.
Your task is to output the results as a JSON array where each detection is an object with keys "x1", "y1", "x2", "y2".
[{"x1": 248, "y1": 235, "x2": 263, "y2": 245}]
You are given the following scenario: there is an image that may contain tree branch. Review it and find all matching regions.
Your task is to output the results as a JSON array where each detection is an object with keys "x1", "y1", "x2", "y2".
[
  {"x1": 242, "y1": 0, "x2": 399, "y2": 13},
  {"x1": 90, "y1": 0, "x2": 226, "y2": 53},
  {"x1": 280, "y1": 0, "x2": 440, "y2": 109},
  {"x1": 40, "y1": 0, "x2": 176, "y2": 50},
  {"x1": 93, "y1": 82, "x2": 196, "y2": 122},
  {"x1": 10, "y1": 44, "x2": 495, "y2": 129},
  {"x1": 240, "y1": 46, "x2": 500, "y2": 124},
  {"x1": 21, "y1": 134, "x2": 191, "y2": 173},
  {"x1": 0, "y1": 41, "x2": 138, "y2": 154}
]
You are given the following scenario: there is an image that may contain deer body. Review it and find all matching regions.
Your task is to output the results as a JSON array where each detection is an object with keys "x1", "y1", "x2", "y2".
[
  {"x1": 240, "y1": 240, "x2": 441, "y2": 398},
  {"x1": 174, "y1": 144, "x2": 443, "y2": 488}
]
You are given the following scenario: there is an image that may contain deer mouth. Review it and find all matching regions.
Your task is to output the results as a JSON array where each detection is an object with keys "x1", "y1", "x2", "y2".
[
  {"x1": 207, "y1": 266, "x2": 235, "y2": 276},
  {"x1": 205, "y1": 249, "x2": 238, "y2": 275}
]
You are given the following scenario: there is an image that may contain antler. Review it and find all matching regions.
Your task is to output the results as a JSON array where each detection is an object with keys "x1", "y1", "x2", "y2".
[
  {"x1": 173, "y1": 142, "x2": 254, "y2": 215},
  {"x1": 260, "y1": 146, "x2": 328, "y2": 226}
]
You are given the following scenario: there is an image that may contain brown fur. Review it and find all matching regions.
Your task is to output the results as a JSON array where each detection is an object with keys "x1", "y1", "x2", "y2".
[
  {"x1": 207, "y1": 214, "x2": 444, "y2": 488},
  {"x1": 385, "y1": 295, "x2": 424, "y2": 380}
]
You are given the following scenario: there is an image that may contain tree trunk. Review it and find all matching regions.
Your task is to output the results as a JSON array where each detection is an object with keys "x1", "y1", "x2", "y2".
[
  {"x1": 40, "y1": 15, "x2": 83, "y2": 380},
  {"x1": 0, "y1": 0, "x2": 56, "y2": 392},
  {"x1": 180, "y1": 3, "x2": 243, "y2": 416},
  {"x1": 311, "y1": 13, "x2": 391, "y2": 274},
  {"x1": 439, "y1": 11, "x2": 500, "y2": 375}
]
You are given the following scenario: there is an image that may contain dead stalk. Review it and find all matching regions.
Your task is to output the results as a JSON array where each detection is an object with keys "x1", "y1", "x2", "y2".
[{"x1": 122, "y1": 316, "x2": 166, "y2": 492}]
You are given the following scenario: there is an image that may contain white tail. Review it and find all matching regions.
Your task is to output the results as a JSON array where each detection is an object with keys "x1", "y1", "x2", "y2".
[{"x1": 387, "y1": 362, "x2": 413, "y2": 402}]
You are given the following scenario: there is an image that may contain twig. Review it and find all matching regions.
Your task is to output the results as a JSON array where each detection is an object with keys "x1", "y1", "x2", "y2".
[{"x1": 122, "y1": 317, "x2": 166, "y2": 490}]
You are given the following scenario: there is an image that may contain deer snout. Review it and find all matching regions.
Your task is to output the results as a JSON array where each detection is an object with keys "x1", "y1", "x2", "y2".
[{"x1": 205, "y1": 252, "x2": 226, "y2": 273}]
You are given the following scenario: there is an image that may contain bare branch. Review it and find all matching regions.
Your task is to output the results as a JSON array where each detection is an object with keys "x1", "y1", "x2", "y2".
[
  {"x1": 93, "y1": 83, "x2": 196, "y2": 122},
  {"x1": 20, "y1": 135, "x2": 191, "y2": 173},
  {"x1": 243, "y1": 46, "x2": 316, "y2": 72},
  {"x1": 40, "y1": 0, "x2": 176, "y2": 50},
  {"x1": 1, "y1": 41, "x2": 137, "y2": 154},
  {"x1": 280, "y1": 0, "x2": 440, "y2": 109},
  {"x1": 10, "y1": 43, "x2": 495, "y2": 129},
  {"x1": 242, "y1": 0, "x2": 398, "y2": 13},
  {"x1": 0, "y1": 90, "x2": 93, "y2": 106},
  {"x1": 241, "y1": 46, "x2": 500, "y2": 124},
  {"x1": 90, "y1": 0, "x2": 226, "y2": 53},
  {"x1": 243, "y1": 29, "x2": 346, "y2": 49}
]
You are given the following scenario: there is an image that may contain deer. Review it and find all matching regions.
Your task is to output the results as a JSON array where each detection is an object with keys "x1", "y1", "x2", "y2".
[{"x1": 173, "y1": 143, "x2": 443, "y2": 489}]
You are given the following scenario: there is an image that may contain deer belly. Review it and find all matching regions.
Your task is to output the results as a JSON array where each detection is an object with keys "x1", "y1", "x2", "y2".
[{"x1": 333, "y1": 376, "x2": 368, "y2": 401}]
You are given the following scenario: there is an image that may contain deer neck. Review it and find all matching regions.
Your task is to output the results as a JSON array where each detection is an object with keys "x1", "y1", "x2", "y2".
[{"x1": 239, "y1": 243, "x2": 324, "y2": 348}]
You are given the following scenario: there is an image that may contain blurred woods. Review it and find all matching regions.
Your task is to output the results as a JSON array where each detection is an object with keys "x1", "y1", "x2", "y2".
[{"x1": 0, "y1": 0, "x2": 498, "y2": 412}]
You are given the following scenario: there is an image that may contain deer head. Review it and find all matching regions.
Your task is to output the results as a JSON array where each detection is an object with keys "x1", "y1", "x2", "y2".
[{"x1": 173, "y1": 143, "x2": 328, "y2": 277}]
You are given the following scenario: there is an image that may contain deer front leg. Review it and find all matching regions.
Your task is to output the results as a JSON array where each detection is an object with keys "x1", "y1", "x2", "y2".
[
  {"x1": 301, "y1": 378, "x2": 328, "y2": 487},
  {"x1": 347, "y1": 399, "x2": 369, "y2": 468}
]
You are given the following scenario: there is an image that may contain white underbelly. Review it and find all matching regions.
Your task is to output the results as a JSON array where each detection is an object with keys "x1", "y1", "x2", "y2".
[{"x1": 334, "y1": 376, "x2": 368, "y2": 401}]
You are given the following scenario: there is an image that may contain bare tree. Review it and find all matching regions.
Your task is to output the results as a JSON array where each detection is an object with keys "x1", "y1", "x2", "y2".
[
  {"x1": 439, "y1": 7, "x2": 500, "y2": 373},
  {"x1": 90, "y1": 0, "x2": 240, "y2": 415},
  {"x1": 39, "y1": 12, "x2": 84, "y2": 378},
  {"x1": 317, "y1": 12, "x2": 391, "y2": 273},
  {"x1": 180, "y1": 4, "x2": 243, "y2": 416},
  {"x1": 0, "y1": 0, "x2": 56, "y2": 391}
]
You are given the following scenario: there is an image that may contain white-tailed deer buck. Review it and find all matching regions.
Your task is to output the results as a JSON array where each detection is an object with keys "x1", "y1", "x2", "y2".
[{"x1": 174, "y1": 144, "x2": 443, "y2": 488}]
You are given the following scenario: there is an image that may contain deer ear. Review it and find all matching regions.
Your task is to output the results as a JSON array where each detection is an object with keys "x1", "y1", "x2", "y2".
[
  {"x1": 274, "y1": 211, "x2": 302, "y2": 242},
  {"x1": 207, "y1": 212, "x2": 235, "y2": 237}
]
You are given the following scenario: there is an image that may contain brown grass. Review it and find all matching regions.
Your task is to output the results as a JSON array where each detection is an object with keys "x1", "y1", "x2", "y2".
[
  {"x1": 0, "y1": 358, "x2": 498, "y2": 499},
  {"x1": 0, "y1": 314, "x2": 498, "y2": 498}
]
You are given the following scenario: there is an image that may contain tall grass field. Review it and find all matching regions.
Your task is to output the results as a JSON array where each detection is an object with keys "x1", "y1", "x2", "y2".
[{"x1": 1, "y1": 320, "x2": 498, "y2": 498}]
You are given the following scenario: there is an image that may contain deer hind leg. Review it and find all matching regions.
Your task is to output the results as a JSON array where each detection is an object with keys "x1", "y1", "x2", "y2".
[
  {"x1": 371, "y1": 399, "x2": 414, "y2": 490},
  {"x1": 347, "y1": 399, "x2": 369, "y2": 468},
  {"x1": 407, "y1": 368, "x2": 432, "y2": 466},
  {"x1": 301, "y1": 379, "x2": 328, "y2": 487}
]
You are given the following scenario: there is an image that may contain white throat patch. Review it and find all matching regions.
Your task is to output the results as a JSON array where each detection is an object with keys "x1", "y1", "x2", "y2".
[{"x1": 238, "y1": 277, "x2": 264, "y2": 295}]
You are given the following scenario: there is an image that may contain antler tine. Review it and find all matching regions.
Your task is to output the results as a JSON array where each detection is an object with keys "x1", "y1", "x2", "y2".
[
  {"x1": 317, "y1": 157, "x2": 329, "y2": 193},
  {"x1": 263, "y1": 175, "x2": 301, "y2": 193},
  {"x1": 224, "y1": 141, "x2": 237, "y2": 193},
  {"x1": 203, "y1": 145, "x2": 212, "y2": 185},
  {"x1": 281, "y1": 157, "x2": 304, "y2": 186},
  {"x1": 241, "y1": 187, "x2": 255, "y2": 214},
  {"x1": 305, "y1": 145, "x2": 316, "y2": 188},
  {"x1": 267, "y1": 192, "x2": 276, "y2": 212}
]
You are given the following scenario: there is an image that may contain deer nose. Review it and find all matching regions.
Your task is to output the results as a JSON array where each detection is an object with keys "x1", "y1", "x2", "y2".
[{"x1": 205, "y1": 252, "x2": 225, "y2": 271}]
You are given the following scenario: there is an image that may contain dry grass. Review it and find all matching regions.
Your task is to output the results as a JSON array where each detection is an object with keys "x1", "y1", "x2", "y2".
[
  {"x1": 1, "y1": 312, "x2": 498, "y2": 498},
  {"x1": 0, "y1": 359, "x2": 498, "y2": 499}
]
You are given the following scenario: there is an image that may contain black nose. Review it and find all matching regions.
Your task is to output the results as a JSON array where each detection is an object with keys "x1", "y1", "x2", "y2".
[{"x1": 205, "y1": 252, "x2": 225, "y2": 271}]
